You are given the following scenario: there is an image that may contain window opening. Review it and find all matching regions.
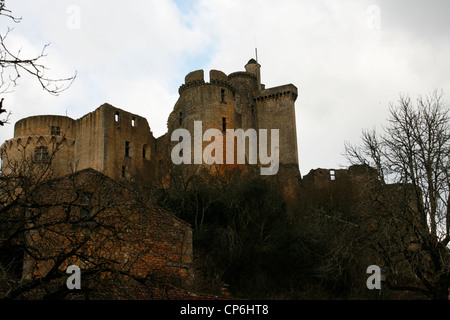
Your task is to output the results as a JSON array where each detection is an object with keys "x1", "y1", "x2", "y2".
[
  {"x1": 34, "y1": 146, "x2": 49, "y2": 162},
  {"x1": 51, "y1": 126, "x2": 60, "y2": 136},
  {"x1": 125, "y1": 141, "x2": 130, "y2": 157},
  {"x1": 142, "y1": 145, "x2": 150, "y2": 160}
]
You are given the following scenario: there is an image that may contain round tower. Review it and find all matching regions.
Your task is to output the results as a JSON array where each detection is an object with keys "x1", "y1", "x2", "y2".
[
  {"x1": 1, "y1": 115, "x2": 76, "y2": 177},
  {"x1": 168, "y1": 69, "x2": 236, "y2": 165},
  {"x1": 228, "y1": 59, "x2": 261, "y2": 130},
  {"x1": 244, "y1": 58, "x2": 262, "y2": 90}
]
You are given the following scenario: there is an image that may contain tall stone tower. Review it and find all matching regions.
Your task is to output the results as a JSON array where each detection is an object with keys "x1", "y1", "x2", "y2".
[
  {"x1": 166, "y1": 58, "x2": 300, "y2": 176},
  {"x1": 167, "y1": 69, "x2": 236, "y2": 166}
]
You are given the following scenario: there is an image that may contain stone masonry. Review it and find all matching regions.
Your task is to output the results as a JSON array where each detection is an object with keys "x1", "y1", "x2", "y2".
[{"x1": 1, "y1": 58, "x2": 301, "y2": 186}]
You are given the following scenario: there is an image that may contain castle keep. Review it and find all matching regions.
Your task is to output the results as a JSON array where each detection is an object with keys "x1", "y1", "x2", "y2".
[{"x1": 1, "y1": 59, "x2": 300, "y2": 183}]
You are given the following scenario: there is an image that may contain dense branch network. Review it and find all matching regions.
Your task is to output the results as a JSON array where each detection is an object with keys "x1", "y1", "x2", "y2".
[{"x1": 344, "y1": 90, "x2": 450, "y2": 299}]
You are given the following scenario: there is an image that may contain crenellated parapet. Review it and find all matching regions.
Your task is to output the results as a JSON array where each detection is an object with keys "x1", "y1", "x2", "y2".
[
  {"x1": 178, "y1": 69, "x2": 235, "y2": 95},
  {"x1": 178, "y1": 70, "x2": 205, "y2": 95},
  {"x1": 228, "y1": 71, "x2": 257, "y2": 81},
  {"x1": 210, "y1": 70, "x2": 236, "y2": 95},
  {"x1": 254, "y1": 84, "x2": 298, "y2": 103}
]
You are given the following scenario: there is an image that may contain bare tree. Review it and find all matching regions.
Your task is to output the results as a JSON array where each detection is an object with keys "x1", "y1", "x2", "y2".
[
  {"x1": 0, "y1": 2, "x2": 76, "y2": 125},
  {"x1": 345, "y1": 90, "x2": 450, "y2": 299}
]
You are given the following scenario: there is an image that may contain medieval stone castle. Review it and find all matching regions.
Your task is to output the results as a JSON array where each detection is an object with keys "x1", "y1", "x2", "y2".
[
  {"x1": 0, "y1": 58, "x2": 305, "y2": 296},
  {"x1": 1, "y1": 58, "x2": 301, "y2": 186},
  {"x1": 2, "y1": 59, "x2": 429, "y2": 299}
]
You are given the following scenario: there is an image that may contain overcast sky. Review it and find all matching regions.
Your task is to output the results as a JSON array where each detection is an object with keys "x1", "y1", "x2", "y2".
[{"x1": 1, "y1": 0, "x2": 449, "y2": 176}]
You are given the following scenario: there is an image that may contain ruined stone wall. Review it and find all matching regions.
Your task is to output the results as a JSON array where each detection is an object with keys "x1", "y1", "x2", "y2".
[
  {"x1": 98, "y1": 104, "x2": 157, "y2": 185},
  {"x1": 2, "y1": 104, "x2": 158, "y2": 187},
  {"x1": 301, "y1": 165, "x2": 379, "y2": 190},
  {"x1": 74, "y1": 107, "x2": 106, "y2": 173}
]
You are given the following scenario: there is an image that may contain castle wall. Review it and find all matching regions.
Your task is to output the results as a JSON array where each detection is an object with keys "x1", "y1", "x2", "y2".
[
  {"x1": 301, "y1": 165, "x2": 379, "y2": 190},
  {"x1": 92, "y1": 104, "x2": 156, "y2": 184},
  {"x1": 2, "y1": 58, "x2": 301, "y2": 185},
  {"x1": 74, "y1": 107, "x2": 106, "y2": 173},
  {"x1": 1, "y1": 104, "x2": 158, "y2": 186}
]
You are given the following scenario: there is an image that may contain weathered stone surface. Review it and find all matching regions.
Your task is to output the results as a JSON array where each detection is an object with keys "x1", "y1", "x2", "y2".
[{"x1": 1, "y1": 59, "x2": 301, "y2": 185}]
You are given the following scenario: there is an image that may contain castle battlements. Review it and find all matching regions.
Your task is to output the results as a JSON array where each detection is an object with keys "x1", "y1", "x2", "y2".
[
  {"x1": 178, "y1": 69, "x2": 237, "y2": 96},
  {"x1": 254, "y1": 84, "x2": 298, "y2": 102}
]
